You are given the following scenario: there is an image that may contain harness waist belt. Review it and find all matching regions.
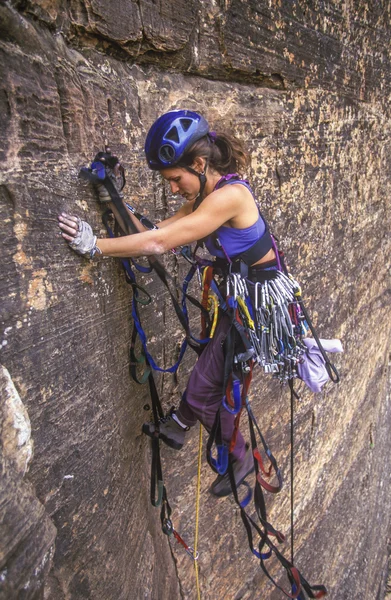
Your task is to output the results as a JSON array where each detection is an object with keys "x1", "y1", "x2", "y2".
[
  {"x1": 213, "y1": 257, "x2": 278, "y2": 282},
  {"x1": 231, "y1": 230, "x2": 274, "y2": 266}
]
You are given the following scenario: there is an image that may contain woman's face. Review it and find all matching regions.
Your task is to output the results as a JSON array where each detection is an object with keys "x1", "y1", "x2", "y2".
[{"x1": 160, "y1": 166, "x2": 201, "y2": 202}]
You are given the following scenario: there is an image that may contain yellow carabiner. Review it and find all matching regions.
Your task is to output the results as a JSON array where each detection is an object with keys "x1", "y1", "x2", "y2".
[
  {"x1": 208, "y1": 293, "x2": 219, "y2": 338},
  {"x1": 288, "y1": 273, "x2": 302, "y2": 297},
  {"x1": 237, "y1": 296, "x2": 255, "y2": 330}
]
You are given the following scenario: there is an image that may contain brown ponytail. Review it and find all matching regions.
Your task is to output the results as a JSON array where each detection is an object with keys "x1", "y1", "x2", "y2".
[{"x1": 178, "y1": 131, "x2": 249, "y2": 175}]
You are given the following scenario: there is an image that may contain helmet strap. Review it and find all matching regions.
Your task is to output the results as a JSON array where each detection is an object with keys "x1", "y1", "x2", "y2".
[{"x1": 186, "y1": 164, "x2": 207, "y2": 210}]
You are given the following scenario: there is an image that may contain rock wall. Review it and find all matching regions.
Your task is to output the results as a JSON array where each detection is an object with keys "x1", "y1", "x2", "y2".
[{"x1": 1, "y1": 1, "x2": 391, "y2": 599}]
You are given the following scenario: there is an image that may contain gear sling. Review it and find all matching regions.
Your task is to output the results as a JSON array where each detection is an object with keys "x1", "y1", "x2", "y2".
[{"x1": 80, "y1": 153, "x2": 339, "y2": 598}]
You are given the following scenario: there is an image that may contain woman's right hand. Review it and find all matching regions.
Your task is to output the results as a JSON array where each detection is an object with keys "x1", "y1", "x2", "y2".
[{"x1": 58, "y1": 213, "x2": 98, "y2": 257}]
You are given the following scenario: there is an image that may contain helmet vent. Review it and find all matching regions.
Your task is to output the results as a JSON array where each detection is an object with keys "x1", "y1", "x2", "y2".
[
  {"x1": 180, "y1": 118, "x2": 193, "y2": 132},
  {"x1": 159, "y1": 144, "x2": 176, "y2": 163},
  {"x1": 165, "y1": 127, "x2": 180, "y2": 143}
]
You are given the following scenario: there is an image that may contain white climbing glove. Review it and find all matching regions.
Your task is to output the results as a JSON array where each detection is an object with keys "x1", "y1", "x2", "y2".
[
  {"x1": 70, "y1": 218, "x2": 97, "y2": 255},
  {"x1": 58, "y1": 213, "x2": 101, "y2": 258}
]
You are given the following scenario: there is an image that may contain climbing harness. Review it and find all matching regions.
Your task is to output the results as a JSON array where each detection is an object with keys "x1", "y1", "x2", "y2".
[{"x1": 80, "y1": 151, "x2": 340, "y2": 598}]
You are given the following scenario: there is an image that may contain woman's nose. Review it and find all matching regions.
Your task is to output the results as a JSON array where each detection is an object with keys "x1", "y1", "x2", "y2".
[{"x1": 170, "y1": 181, "x2": 180, "y2": 194}]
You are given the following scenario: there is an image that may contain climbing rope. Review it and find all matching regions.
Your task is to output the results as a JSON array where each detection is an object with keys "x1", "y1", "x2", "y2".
[{"x1": 194, "y1": 422, "x2": 203, "y2": 600}]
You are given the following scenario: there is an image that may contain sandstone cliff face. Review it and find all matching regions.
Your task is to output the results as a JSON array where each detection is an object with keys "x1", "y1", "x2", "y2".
[{"x1": 1, "y1": 1, "x2": 391, "y2": 599}]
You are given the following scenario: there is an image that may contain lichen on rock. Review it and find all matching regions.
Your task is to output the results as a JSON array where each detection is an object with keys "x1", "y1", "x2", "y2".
[{"x1": 0, "y1": 365, "x2": 33, "y2": 476}]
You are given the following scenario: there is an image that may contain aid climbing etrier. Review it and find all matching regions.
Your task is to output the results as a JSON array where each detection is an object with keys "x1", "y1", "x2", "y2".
[{"x1": 79, "y1": 148, "x2": 208, "y2": 560}]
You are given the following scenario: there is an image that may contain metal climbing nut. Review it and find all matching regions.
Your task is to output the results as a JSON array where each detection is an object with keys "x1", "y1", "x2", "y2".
[{"x1": 162, "y1": 518, "x2": 174, "y2": 536}]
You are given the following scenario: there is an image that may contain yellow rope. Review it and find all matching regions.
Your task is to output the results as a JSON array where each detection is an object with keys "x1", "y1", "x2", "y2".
[{"x1": 194, "y1": 422, "x2": 202, "y2": 600}]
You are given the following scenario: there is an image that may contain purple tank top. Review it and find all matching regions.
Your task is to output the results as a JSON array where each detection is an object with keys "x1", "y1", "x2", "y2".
[{"x1": 204, "y1": 178, "x2": 266, "y2": 259}]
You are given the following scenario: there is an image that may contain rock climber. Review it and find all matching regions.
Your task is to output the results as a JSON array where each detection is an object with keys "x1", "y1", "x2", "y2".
[{"x1": 58, "y1": 109, "x2": 279, "y2": 496}]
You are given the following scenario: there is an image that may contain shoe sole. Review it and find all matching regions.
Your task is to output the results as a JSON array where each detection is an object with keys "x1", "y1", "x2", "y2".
[
  {"x1": 141, "y1": 424, "x2": 183, "y2": 450},
  {"x1": 210, "y1": 464, "x2": 255, "y2": 497}
]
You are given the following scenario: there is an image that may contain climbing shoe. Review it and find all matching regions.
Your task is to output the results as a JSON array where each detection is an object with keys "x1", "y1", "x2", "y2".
[
  {"x1": 142, "y1": 410, "x2": 189, "y2": 450},
  {"x1": 210, "y1": 444, "x2": 254, "y2": 497}
]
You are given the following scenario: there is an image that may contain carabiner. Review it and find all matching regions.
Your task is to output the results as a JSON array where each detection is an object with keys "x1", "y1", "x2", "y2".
[{"x1": 185, "y1": 546, "x2": 199, "y2": 561}]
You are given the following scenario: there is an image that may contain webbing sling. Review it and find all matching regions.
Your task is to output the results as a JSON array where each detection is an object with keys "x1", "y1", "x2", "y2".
[
  {"x1": 147, "y1": 359, "x2": 197, "y2": 563},
  {"x1": 80, "y1": 157, "x2": 209, "y2": 361},
  {"x1": 227, "y1": 428, "x2": 327, "y2": 599},
  {"x1": 86, "y1": 155, "x2": 211, "y2": 375},
  {"x1": 102, "y1": 210, "x2": 188, "y2": 377},
  {"x1": 147, "y1": 364, "x2": 165, "y2": 507},
  {"x1": 81, "y1": 156, "x2": 201, "y2": 563}
]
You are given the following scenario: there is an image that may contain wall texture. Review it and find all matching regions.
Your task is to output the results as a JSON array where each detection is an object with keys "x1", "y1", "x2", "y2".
[{"x1": 1, "y1": 1, "x2": 391, "y2": 599}]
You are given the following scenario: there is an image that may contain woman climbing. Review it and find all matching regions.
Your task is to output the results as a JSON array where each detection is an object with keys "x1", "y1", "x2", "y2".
[
  {"x1": 59, "y1": 110, "x2": 335, "y2": 598},
  {"x1": 58, "y1": 109, "x2": 279, "y2": 497}
]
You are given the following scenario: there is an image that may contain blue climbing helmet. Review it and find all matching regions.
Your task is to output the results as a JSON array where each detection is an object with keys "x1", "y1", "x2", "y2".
[{"x1": 145, "y1": 110, "x2": 210, "y2": 170}]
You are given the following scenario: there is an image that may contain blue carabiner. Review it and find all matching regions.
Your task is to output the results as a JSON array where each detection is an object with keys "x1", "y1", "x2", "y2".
[
  {"x1": 222, "y1": 379, "x2": 242, "y2": 415},
  {"x1": 210, "y1": 444, "x2": 228, "y2": 475},
  {"x1": 227, "y1": 296, "x2": 237, "y2": 310},
  {"x1": 91, "y1": 160, "x2": 106, "y2": 180}
]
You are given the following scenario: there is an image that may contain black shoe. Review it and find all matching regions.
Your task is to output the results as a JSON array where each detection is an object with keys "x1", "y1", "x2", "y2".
[
  {"x1": 142, "y1": 410, "x2": 189, "y2": 450},
  {"x1": 210, "y1": 444, "x2": 254, "y2": 497}
]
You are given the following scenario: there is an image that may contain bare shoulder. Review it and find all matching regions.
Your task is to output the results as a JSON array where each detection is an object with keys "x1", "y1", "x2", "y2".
[
  {"x1": 200, "y1": 182, "x2": 242, "y2": 207},
  {"x1": 209, "y1": 181, "x2": 253, "y2": 205},
  {"x1": 199, "y1": 182, "x2": 257, "y2": 227}
]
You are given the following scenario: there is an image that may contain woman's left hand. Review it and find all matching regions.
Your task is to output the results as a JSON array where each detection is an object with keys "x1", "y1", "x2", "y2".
[{"x1": 58, "y1": 213, "x2": 98, "y2": 257}]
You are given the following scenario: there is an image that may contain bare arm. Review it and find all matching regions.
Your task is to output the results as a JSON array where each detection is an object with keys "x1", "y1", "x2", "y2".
[
  {"x1": 59, "y1": 186, "x2": 243, "y2": 258},
  {"x1": 98, "y1": 186, "x2": 242, "y2": 256},
  {"x1": 119, "y1": 197, "x2": 194, "y2": 232}
]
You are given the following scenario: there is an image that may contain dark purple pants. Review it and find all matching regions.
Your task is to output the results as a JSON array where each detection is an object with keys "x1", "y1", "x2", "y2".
[{"x1": 176, "y1": 314, "x2": 246, "y2": 461}]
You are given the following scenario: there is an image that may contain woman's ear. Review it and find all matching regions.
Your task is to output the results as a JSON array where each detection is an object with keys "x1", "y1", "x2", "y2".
[{"x1": 191, "y1": 157, "x2": 206, "y2": 173}]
